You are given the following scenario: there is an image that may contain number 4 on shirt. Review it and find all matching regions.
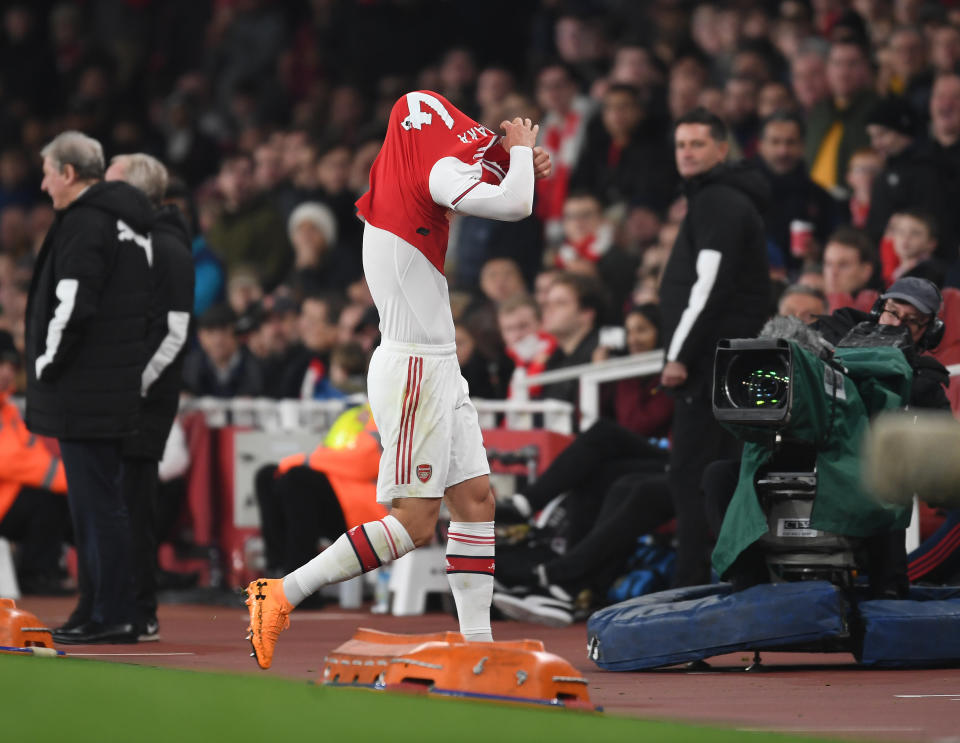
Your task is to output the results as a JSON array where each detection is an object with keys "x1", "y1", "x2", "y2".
[{"x1": 401, "y1": 92, "x2": 455, "y2": 132}]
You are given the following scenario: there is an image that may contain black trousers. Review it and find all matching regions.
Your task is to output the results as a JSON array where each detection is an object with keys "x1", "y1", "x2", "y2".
[
  {"x1": 59, "y1": 439, "x2": 135, "y2": 625},
  {"x1": 524, "y1": 418, "x2": 667, "y2": 546},
  {"x1": 668, "y1": 394, "x2": 741, "y2": 587},
  {"x1": 544, "y1": 472, "x2": 674, "y2": 592},
  {"x1": 255, "y1": 465, "x2": 347, "y2": 575},
  {"x1": 0, "y1": 486, "x2": 70, "y2": 583},
  {"x1": 122, "y1": 456, "x2": 159, "y2": 627}
]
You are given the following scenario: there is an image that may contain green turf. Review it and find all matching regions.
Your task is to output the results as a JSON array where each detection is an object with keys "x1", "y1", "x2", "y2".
[{"x1": 0, "y1": 655, "x2": 838, "y2": 743}]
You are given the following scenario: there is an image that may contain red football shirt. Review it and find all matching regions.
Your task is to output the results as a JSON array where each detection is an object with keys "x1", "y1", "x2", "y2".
[{"x1": 355, "y1": 91, "x2": 510, "y2": 275}]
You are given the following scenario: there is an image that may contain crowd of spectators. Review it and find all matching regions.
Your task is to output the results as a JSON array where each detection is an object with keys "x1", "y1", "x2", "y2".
[
  {"x1": 2, "y1": 0, "x2": 960, "y2": 616},
  {"x1": 4, "y1": 0, "x2": 960, "y2": 415}
]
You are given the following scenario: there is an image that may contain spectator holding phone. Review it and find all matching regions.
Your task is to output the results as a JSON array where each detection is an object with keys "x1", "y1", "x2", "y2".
[{"x1": 594, "y1": 303, "x2": 673, "y2": 438}]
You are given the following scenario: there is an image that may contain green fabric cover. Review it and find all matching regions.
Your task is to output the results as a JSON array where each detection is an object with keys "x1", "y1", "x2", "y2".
[{"x1": 712, "y1": 342, "x2": 913, "y2": 577}]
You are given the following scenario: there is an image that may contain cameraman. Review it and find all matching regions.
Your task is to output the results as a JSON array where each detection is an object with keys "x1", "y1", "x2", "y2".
[
  {"x1": 815, "y1": 276, "x2": 950, "y2": 411},
  {"x1": 705, "y1": 276, "x2": 949, "y2": 596}
]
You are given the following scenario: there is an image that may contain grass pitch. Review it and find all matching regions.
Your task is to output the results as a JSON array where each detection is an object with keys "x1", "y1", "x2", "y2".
[{"x1": 1, "y1": 655, "x2": 837, "y2": 742}]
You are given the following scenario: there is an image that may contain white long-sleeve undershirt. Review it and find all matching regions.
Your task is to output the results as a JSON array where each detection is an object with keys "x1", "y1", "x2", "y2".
[{"x1": 429, "y1": 145, "x2": 534, "y2": 222}]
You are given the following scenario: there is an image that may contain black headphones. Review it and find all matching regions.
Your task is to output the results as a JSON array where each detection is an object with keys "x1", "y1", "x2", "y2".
[{"x1": 870, "y1": 287, "x2": 946, "y2": 351}]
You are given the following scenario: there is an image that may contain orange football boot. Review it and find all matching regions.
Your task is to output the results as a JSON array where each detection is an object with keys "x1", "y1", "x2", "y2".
[{"x1": 245, "y1": 578, "x2": 293, "y2": 669}]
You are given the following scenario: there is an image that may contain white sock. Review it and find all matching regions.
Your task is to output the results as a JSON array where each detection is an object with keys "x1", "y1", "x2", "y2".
[
  {"x1": 283, "y1": 514, "x2": 414, "y2": 607},
  {"x1": 446, "y1": 521, "x2": 495, "y2": 642}
]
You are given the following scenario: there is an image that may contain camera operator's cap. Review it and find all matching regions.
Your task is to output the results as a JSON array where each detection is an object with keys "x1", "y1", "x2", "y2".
[
  {"x1": 0, "y1": 330, "x2": 19, "y2": 366},
  {"x1": 881, "y1": 277, "x2": 942, "y2": 316}
]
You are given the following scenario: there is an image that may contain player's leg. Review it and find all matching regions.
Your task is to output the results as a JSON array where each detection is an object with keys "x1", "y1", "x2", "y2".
[
  {"x1": 444, "y1": 474, "x2": 496, "y2": 642},
  {"x1": 246, "y1": 503, "x2": 428, "y2": 670}
]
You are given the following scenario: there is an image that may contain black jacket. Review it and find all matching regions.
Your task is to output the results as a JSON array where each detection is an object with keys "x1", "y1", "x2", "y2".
[
  {"x1": 25, "y1": 181, "x2": 154, "y2": 439},
  {"x1": 756, "y1": 160, "x2": 843, "y2": 272},
  {"x1": 182, "y1": 345, "x2": 264, "y2": 398},
  {"x1": 660, "y1": 162, "x2": 772, "y2": 394},
  {"x1": 866, "y1": 143, "x2": 947, "y2": 256},
  {"x1": 123, "y1": 205, "x2": 195, "y2": 460}
]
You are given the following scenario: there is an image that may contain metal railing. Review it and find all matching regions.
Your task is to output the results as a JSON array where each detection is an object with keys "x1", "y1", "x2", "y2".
[
  {"x1": 510, "y1": 349, "x2": 666, "y2": 431},
  {"x1": 179, "y1": 395, "x2": 576, "y2": 434}
]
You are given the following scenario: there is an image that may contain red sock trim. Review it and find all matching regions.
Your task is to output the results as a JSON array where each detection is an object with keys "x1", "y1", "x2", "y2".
[
  {"x1": 347, "y1": 525, "x2": 381, "y2": 572},
  {"x1": 445, "y1": 555, "x2": 496, "y2": 575}
]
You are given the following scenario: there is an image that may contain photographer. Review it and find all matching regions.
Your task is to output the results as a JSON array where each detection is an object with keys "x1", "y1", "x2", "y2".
[{"x1": 706, "y1": 277, "x2": 949, "y2": 596}]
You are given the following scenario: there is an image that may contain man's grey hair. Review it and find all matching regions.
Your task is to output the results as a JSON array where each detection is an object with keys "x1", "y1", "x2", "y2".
[
  {"x1": 112, "y1": 153, "x2": 169, "y2": 205},
  {"x1": 40, "y1": 131, "x2": 105, "y2": 181}
]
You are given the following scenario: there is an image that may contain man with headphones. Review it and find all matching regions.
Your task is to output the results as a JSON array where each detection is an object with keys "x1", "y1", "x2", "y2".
[
  {"x1": 871, "y1": 277, "x2": 949, "y2": 409},
  {"x1": 816, "y1": 276, "x2": 950, "y2": 411}
]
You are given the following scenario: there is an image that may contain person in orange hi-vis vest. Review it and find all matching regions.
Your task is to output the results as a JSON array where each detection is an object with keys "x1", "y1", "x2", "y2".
[
  {"x1": 0, "y1": 330, "x2": 69, "y2": 594},
  {"x1": 254, "y1": 404, "x2": 386, "y2": 606}
]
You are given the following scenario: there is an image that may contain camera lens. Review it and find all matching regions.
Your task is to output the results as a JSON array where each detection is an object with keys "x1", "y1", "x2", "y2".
[{"x1": 724, "y1": 351, "x2": 790, "y2": 409}]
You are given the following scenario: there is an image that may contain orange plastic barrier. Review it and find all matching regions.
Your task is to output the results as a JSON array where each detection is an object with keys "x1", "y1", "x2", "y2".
[
  {"x1": 321, "y1": 628, "x2": 595, "y2": 709},
  {"x1": 0, "y1": 598, "x2": 61, "y2": 656}
]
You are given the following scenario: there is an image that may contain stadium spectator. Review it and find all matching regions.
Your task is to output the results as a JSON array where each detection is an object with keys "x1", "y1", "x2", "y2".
[
  {"x1": 206, "y1": 152, "x2": 289, "y2": 289},
  {"x1": 534, "y1": 61, "x2": 594, "y2": 246},
  {"x1": 756, "y1": 111, "x2": 842, "y2": 272},
  {"x1": 864, "y1": 96, "x2": 946, "y2": 254},
  {"x1": 570, "y1": 83, "x2": 676, "y2": 211},
  {"x1": 806, "y1": 38, "x2": 877, "y2": 193},
  {"x1": 593, "y1": 303, "x2": 673, "y2": 438},
  {"x1": 286, "y1": 201, "x2": 361, "y2": 300},
  {"x1": 498, "y1": 295, "x2": 556, "y2": 400},
  {"x1": 182, "y1": 304, "x2": 264, "y2": 398},
  {"x1": 540, "y1": 272, "x2": 604, "y2": 409},
  {"x1": 823, "y1": 226, "x2": 880, "y2": 312},
  {"x1": 844, "y1": 148, "x2": 883, "y2": 229},
  {"x1": 778, "y1": 283, "x2": 829, "y2": 324},
  {"x1": 887, "y1": 208, "x2": 946, "y2": 287},
  {"x1": 273, "y1": 292, "x2": 342, "y2": 400}
]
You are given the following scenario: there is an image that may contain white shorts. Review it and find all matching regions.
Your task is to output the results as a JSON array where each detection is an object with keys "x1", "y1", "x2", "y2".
[{"x1": 367, "y1": 340, "x2": 489, "y2": 504}]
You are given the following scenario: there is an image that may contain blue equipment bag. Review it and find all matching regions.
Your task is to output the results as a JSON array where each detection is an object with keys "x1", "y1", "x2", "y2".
[
  {"x1": 856, "y1": 586, "x2": 960, "y2": 667},
  {"x1": 587, "y1": 581, "x2": 850, "y2": 671}
]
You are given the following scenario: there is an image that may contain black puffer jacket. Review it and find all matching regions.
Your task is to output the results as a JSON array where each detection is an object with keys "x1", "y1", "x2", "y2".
[
  {"x1": 25, "y1": 181, "x2": 154, "y2": 439},
  {"x1": 123, "y1": 205, "x2": 195, "y2": 460},
  {"x1": 660, "y1": 161, "x2": 772, "y2": 394}
]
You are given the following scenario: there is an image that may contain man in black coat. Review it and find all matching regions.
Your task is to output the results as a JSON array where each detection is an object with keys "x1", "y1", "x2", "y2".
[
  {"x1": 106, "y1": 153, "x2": 195, "y2": 641},
  {"x1": 755, "y1": 111, "x2": 843, "y2": 274},
  {"x1": 26, "y1": 131, "x2": 154, "y2": 644},
  {"x1": 659, "y1": 108, "x2": 772, "y2": 587},
  {"x1": 864, "y1": 96, "x2": 952, "y2": 261}
]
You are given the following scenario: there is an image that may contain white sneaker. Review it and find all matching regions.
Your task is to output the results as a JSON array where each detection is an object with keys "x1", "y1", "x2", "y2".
[{"x1": 493, "y1": 584, "x2": 574, "y2": 628}]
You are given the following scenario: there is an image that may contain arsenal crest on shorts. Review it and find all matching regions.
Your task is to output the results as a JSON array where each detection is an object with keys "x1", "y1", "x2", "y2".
[{"x1": 416, "y1": 464, "x2": 433, "y2": 483}]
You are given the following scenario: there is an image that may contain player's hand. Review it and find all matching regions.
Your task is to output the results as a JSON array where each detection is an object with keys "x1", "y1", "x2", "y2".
[
  {"x1": 533, "y1": 146, "x2": 552, "y2": 180},
  {"x1": 660, "y1": 360, "x2": 688, "y2": 388},
  {"x1": 501, "y1": 117, "x2": 539, "y2": 152}
]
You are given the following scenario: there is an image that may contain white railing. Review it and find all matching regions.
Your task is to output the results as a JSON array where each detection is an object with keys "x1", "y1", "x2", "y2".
[
  {"x1": 511, "y1": 349, "x2": 666, "y2": 431},
  {"x1": 179, "y1": 395, "x2": 576, "y2": 434}
]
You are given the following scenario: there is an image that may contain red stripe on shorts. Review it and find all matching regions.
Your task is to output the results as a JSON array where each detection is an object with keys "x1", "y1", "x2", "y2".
[
  {"x1": 396, "y1": 357, "x2": 414, "y2": 484},
  {"x1": 445, "y1": 555, "x2": 496, "y2": 575},
  {"x1": 406, "y1": 357, "x2": 423, "y2": 486},
  {"x1": 347, "y1": 525, "x2": 382, "y2": 572}
]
